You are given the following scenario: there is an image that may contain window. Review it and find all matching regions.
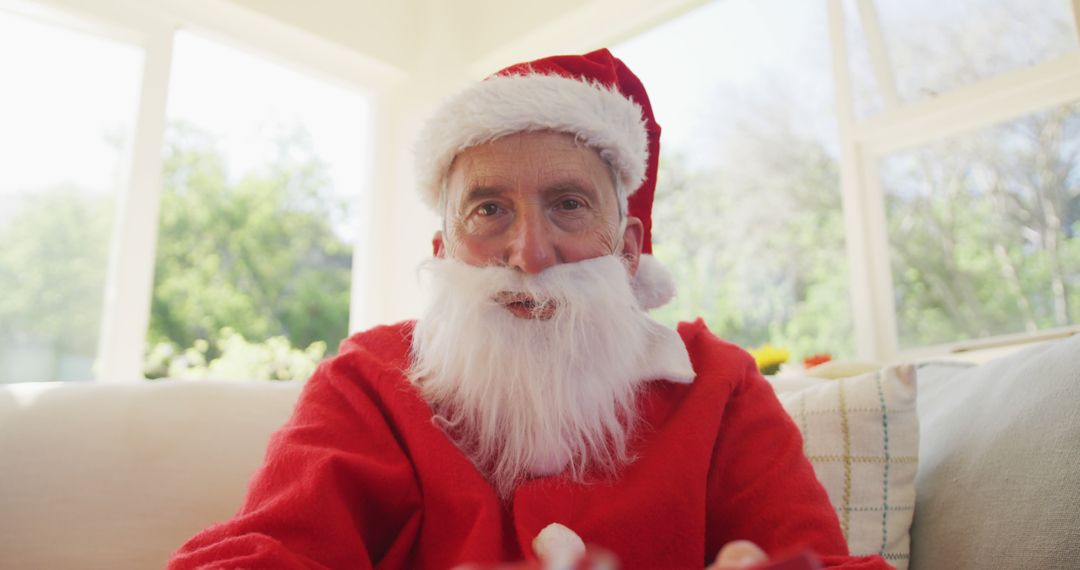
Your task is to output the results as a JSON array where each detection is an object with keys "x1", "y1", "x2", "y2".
[
  {"x1": 844, "y1": 0, "x2": 1078, "y2": 117},
  {"x1": 617, "y1": 0, "x2": 1080, "y2": 360},
  {"x1": 882, "y1": 101, "x2": 1080, "y2": 348},
  {"x1": 144, "y1": 32, "x2": 371, "y2": 381},
  {"x1": 0, "y1": 9, "x2": 143, "y2": 383},
  {"x1": 616, "y1": 0, "x2": 854, "y2": 361},
  {"x1": 839, "y1": 0, "x2": 1080, "y2": 356}
]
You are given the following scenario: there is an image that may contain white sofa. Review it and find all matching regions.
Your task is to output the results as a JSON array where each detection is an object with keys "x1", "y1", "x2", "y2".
[{"x1": 1, "y1": 335, "x2": 1077, "y2": 569}]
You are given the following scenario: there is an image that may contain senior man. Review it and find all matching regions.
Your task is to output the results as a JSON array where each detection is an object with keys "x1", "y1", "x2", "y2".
[{"x1": 170, "y1": 50, "x2": 889, "y2": 570}]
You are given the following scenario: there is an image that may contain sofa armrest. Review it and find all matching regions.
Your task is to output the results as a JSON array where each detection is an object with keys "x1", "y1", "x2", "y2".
[{"x1": 0, "y1": 379, "x2": 304, "y2": 569}]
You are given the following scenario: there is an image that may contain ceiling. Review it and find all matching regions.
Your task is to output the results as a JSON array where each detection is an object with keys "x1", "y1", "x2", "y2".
[{"x1": 220, "y1": 0, "x2": 709, "y2": 78}]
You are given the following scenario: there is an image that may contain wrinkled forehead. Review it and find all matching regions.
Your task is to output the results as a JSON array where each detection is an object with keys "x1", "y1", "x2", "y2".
[{"x1": 441, "y1": 131, "x2": 624, "y2": 214}]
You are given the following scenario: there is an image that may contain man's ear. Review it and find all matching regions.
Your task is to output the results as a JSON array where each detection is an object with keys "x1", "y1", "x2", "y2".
[
  {"x1": 432, "y1": 231, "x2": 446, "y2": 258},
  {"x1": 619, "y1": 216, "x2": 644, "y2": 276}
]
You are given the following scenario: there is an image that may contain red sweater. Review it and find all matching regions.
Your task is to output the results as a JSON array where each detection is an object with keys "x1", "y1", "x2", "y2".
[{"x1": 169, "y1": 320, "x2": 890, "y2": 569}]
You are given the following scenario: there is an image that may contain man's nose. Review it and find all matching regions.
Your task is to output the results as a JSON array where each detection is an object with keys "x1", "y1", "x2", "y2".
[{"x1": 505, "y1": 211, "x2": 558, "y2": 274}]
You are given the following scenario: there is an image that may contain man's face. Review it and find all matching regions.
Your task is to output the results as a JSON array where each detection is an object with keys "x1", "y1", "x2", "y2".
[{"x1": 433, "y1": 131, "x2": 643, "y2": 318}]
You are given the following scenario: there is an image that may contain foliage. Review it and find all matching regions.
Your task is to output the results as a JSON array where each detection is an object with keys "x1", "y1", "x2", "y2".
[
  {"x1": 649, "y1": 98, "x2": 1078, "y2": 357},
  {"x1": 649, "y1": 118, "x2": 854, "y2": 360},
  {"x1": 0, "y1": 122, "x2": 351, "y2": 382},
  {"x1": 144, "y1": 122, "x2": 352, "y2": 378},
  {"x1": 644, "y1": 5, "x2": 1079, "y2": 359},
  {"x1": 885, "y1": 103, "x2": 1080, "y2": 347},
  {"x1": 0, "y1": 186, "x2": 112, "y2": 360},
  {"x1": 145, "y1": 328, "x2": 325, "y2": 381}
]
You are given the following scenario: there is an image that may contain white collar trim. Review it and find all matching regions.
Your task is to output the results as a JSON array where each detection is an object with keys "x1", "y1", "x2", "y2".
[{"x1": 633, "y1": 319, "x2": 696, "y2": 385}]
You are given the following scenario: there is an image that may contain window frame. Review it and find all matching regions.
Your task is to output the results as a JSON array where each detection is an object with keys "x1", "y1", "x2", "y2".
[
  {"x1": 828, "y1": 0, "x2": 1080, "y2": 361},
  {"x1": 3, "y1": 0, "x2": 395, "y2": 382}
]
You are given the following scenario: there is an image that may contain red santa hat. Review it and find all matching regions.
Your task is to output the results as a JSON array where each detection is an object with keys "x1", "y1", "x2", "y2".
[{"x1": 415, "y1": 48, "x2": 675, "y2": 310}]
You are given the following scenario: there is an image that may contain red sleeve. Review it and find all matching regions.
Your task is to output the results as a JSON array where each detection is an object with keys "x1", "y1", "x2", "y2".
[
  {"x1": 168, "y1": 355, "x2": 423, "y2": 569},
  {"x1": 705, "y1": 354, "x2": 892, "y2": 569}
]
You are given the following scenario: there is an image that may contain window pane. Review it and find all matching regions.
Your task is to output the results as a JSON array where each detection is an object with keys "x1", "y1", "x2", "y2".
[
  {"x1": 0, "y1": 11, "x2": 142, "y2": 383},
  {"x1": 146, "y1": 32, "x2": 371, "y2": 381},
  {"x1": 616, "y1": 0, "x2": 854, "y2": 361},
  {"x1": 883, "y1": 101, "x2": 1080, "y2": 348},
  {"x1": 847, "y1": 0, "x2": 1078, "y2": 116}
]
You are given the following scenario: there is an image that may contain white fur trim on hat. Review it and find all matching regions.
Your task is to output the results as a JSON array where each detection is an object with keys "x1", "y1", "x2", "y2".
[
  {"x1": 415, "y1": 73, "x2": 649, "y2": 212},
  {"x1": 632, "y1": 254, "x2": 676, "y2": 310}
]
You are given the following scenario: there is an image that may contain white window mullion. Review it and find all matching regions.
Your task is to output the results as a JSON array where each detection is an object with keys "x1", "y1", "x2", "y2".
[
  {"x1": 857, "y1": 153, "x2": 900, "y2": 361},
  {"x1": 828, "y1": 0, "x2": 882, "y2": 360},
  {"x1": 854, "y1": 0, "x2": 900, "y2": 110},
  {"x1": 855, "y1": 53, "x2": 1080, "y2": 155},
  {"x1": 96, "y1": 22, "x2": 174, "y2": 382},
  {"x1": 1073, "y1": 0, "x2": 1080, "y2": 44},
  {"x1": 346, "y1": 98, "x2": 382, "y2": 335}
]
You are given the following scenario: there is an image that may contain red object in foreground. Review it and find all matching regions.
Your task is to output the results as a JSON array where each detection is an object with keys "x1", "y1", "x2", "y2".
[
  {"x1": 456, "y1": 547, "x2": 618, "y2": 569},
  {"x1": 752, "y1": 551, "x2": 823, "y2": 570},
  {"x1": 169, "y1": 321, "x2": 889, "y2": 569}
]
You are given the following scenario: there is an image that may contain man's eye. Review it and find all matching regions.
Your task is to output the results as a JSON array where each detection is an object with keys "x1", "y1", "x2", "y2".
[
  {"x1": 559, "y1": 199, "x2": 583, "y2": 210},
  {"x1": 476, "y1": 203, "x2": 500, "y2": 217}
]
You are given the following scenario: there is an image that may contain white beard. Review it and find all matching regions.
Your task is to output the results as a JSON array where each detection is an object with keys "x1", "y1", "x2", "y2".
[{"x1": 408, "y1": 255, "x2": 662, "y2": 498}]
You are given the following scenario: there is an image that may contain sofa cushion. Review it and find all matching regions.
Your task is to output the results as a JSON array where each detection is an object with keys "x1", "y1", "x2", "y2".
[
  {"x1": 910, "y1": 334, "x2": 1080, "y2": 570},
  {"x1": 770, "y1": 365, "x2": 919, "y2": 569},
  {"x1": 0, "y1": 379, "x2": 303, "y2": 569}
]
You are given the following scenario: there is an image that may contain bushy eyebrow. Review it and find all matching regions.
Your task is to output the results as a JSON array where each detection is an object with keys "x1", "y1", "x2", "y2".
[
  {"x1": 454, "y1": 186, "x2": 506, "y2": 219},
  {"x1": 456, "y1": 178, "x2": 603, "y2": 213},
  {"x1": 542, "y1": 181, "x2": 601, "y2": 203},
  {"x1": 461, "y1": 186, "x2": 506, "y2": 205}
]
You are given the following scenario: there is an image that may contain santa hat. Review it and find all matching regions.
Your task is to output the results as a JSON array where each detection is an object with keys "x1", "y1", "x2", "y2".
[{"x1": 415, "y1": 48, "x2": 675, "y2": 310}]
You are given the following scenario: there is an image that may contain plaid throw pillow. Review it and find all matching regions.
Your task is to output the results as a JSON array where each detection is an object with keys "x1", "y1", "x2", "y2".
[{"x1": 770, "y1": 365, "x2": 918, "y2": 569}]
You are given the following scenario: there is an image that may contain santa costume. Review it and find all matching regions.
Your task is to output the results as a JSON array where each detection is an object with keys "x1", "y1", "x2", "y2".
[{"x1": 168, "y1": 49, "x2": 890, "y2": 570}]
